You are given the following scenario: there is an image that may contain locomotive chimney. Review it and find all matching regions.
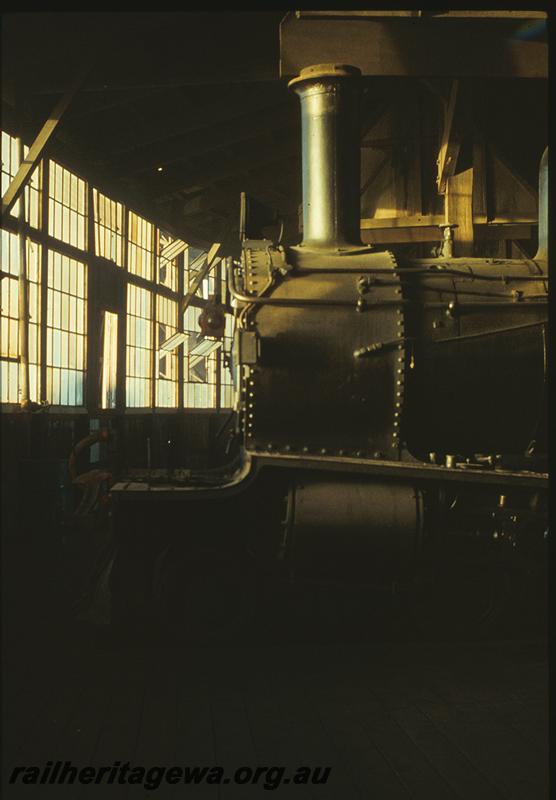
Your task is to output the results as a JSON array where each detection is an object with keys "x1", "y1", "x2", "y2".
[
  {"x1": 289, "y1": 64, "x2": 363, "y2": 251},
  {"x1": 535, "y1": 147, "x2": 548, "y2": 262}
]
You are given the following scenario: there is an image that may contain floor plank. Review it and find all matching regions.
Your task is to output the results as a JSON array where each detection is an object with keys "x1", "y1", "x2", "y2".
[{"x1": 2, "y1": 637, "x2": 549, "y2": 800}]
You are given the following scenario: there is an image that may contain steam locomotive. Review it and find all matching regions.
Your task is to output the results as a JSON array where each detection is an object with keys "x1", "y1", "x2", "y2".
[{"x1": 110, "y1": 64, "x2": 548, "y2": 638}]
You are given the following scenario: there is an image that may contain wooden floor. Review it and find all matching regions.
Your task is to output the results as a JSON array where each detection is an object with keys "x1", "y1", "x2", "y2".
[{"x1": 2, "y1": 627, "x2": 548, "y2": 799}]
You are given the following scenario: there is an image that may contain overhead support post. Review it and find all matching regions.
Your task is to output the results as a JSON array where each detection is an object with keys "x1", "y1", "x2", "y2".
[
  {"x1": 445, "y1": 168, "x2": 475, "y2": 257},
  {"x1": 17, "y1": 192, "x2": 30, "y2": 408}
]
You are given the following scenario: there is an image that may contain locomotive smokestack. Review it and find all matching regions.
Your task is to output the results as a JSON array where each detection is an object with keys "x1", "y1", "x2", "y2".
[
  {"x1": 535, "y1": 147, "x2": 548, "y2": 262},
  {"x1": 289, "y1": 64, "x2": 363, "y2": 250}
]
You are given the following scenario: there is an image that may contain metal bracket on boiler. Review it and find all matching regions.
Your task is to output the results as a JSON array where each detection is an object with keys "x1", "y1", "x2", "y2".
[
  {"x1": 233, "y1": 329, "x2": 259, "y2": 367},
  {"x1": 241, "y1": 239, "x2": 292, "y2": 295}
]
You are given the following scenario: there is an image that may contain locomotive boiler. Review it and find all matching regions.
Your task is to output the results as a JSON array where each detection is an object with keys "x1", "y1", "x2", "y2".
[{"x1": 110, "y1": 64, "x2": 548, "y2": 637}]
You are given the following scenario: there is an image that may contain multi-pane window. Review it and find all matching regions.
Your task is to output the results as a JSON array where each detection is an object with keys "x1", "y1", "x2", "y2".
[
  {"x1": 1, "y1": 134, "x2": 231, "y2": 413},
  {"x1": 183, "y1": 305, "x2": 218, "y2": 409},
  {"x1": 93, "y1": 189, "x2": 124, "y2": 266},
  {"x1": 155, "y1": 295, "x2": 178, "y2": 407},
  {"x1": 126, "y1": 284, "x2": 152, "y2": 407},
  {"x1": 128, "y1": 211, "x2": 154, "y2": 281},
  {"x1": 184, "y1": 245, "x2": 205, "y2": 283},
  {"x1": 157, "y1": 231, "x2": 182, "y2": 293},
  {"x1": 0, "y1": 231, "x2": 41, "y2": 403},
  {"x1": 220, "y1": 313, "x2": 235, "y2": 409},
  {"x1": 48, "y1": 161, "x2": 87, "y2": 250},
  {"x1": 1, "y1": 132, "x2": 18, "y2": 221},
  {"x1": 1, "y1": 131, "x2": 41, "y2": 228},
  {"x1": 46, "y1": 250, "x2": 87, "y2": 405},
  {"x1": 184, "y1": 245, "x2": 215, "y2": 300}
]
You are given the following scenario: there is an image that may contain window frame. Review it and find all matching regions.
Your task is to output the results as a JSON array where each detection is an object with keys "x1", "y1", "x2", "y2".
[{"x1": 1, "y1": 128, "x2": 225, "y2": 414}]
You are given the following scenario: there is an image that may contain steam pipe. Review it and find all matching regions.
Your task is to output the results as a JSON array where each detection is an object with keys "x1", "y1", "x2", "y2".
[
  {"x1": 289, "y1": 64, "x2": 363, "y2": 251},
  {"x1": 535, "y1": 147, "x2": 548, "y2": 262}
]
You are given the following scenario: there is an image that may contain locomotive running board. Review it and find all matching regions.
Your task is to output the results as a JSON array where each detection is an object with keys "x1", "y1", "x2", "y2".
[{"x1": 249, "y1": 451, "x2": 548, "y2": 489}]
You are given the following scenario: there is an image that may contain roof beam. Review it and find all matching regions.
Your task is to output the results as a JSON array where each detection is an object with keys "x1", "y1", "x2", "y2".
[
  {"x1": 98, "y1": 84, "x2": 287, "y2": 158},
  {"x1": 280, "y1": 13, "x2": 547, "y2": 79},
  {"x1": 150, "y1": 134, "x2": 299, "y2": 200},
  {"x1": 296, "y1": 11, "x2": 547, "y2": 20},
  {"x1": 1, "y1": 67, "x2": 88, "y2": 220},
  {"x1": 360, "y1": 218, "x2": 535, "y2": 246},
  {"x1": 110, "y1": 102, "x2": 298, "y2": 178}
]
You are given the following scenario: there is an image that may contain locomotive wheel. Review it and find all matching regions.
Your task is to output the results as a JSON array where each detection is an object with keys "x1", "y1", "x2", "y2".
[
  {"x1": 152, "y1": 546, "x2": 258, "y2": 643},
  {"x1": 408, "y1": 560, "x2": 512, "y2": 639}
]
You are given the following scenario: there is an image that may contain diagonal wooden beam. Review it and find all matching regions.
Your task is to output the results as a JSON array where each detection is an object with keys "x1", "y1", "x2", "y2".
[
  {"x1": 159, "y1": 238, "x2": 188, "y2": 263},
  {"x1": 179, "y1": 243, "x2": 222, "y2": 320},
  {"x1": 1, "y1": 66, "x2": 90, "y2": 220},
  {"x1": 436, "y1": 80, "x2": 461, "y2": 195}
]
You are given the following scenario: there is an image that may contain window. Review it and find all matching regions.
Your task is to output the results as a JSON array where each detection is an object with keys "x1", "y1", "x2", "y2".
[
  {"x1": 157, "y1": 231, "x2": 184, "y2": 292},
  {"x1": 1, "y1": 132, "x2": 19, "y2": 220},
  {"x1": 1, "y1": 131, "x2": 41, "y2": 228},
  {"x1": 1, "y1": 134, "x2": 228, "y2": 414},
  {"x1": 155, "y1": 295, "x2": 178, "y2": 407},
  {"x1": 220, "y1": 313, "x2": 235, "y2": 409},
  {"x1": 48, "y1": 161, "x2": 87, "y2": 249},
  {"x1": 100, "y1": 311, "x2": 118, "y2": 409},
  {"x1": 0, "y1": 231, "x2": 41, "y2": 403},
  {"x1": 128, "y1": 211, "x2": 154, "y2": 281},
  {"x1": 126, "y1": 284, "x2": 152, "y2": 407},
  {"x1": 183, "y1": 305, "x2": 219, "y2": 409},
  {"x1": 93, "y1": 189, "x2": 124, "y2": 266},
  {"x1": 46, "y1": 250, "x2": 87, "y2": 405},
  {"x1": 184, "y1": 245, "x2": 215, "y2": 300}
]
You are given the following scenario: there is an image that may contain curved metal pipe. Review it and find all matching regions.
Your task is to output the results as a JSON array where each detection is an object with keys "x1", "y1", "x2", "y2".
[
  {"x1": 289, "y1": 64, "x2": 363, "y2": 251},
  {"x1": 227, "y1": 262, "x2": 545, "y2": 311}
]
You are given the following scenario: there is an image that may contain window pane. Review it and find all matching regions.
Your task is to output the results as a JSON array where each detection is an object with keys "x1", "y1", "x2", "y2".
[
  {"x1": 155, "y1": 294, "x2": 177, "y2": 407},
  {"x1": 126, "y1": 284, "x2": 152, "y2": 407},
  {"x1": 46, "y1": 250, "x2": 87, "y2": 406},
  {"x1": 183, "y1": 304, "x2": 217, "y2": 409},
  {"x1": 48, "y1": 160, "x2": 87, "y2": 249},
  {"x1": 127, "y1": 211, "x2": 154, "y2": 280},
  {"x1": 93, "y1": 189, "x2": 124, "y2": 266},
  {"x1": 0, "y1": 232, "x2": 41, "y2": 403}
]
